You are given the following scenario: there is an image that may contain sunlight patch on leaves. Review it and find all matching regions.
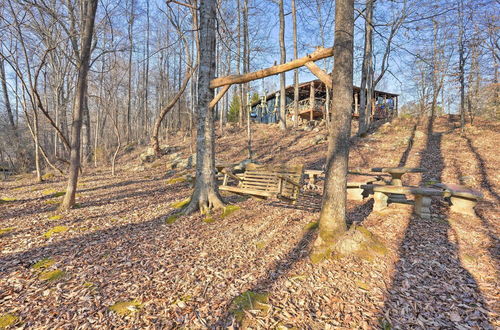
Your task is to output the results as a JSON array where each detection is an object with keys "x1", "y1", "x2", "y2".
[
  {"x1": 303, "y1": 221, "x2": 318, "y2": 231},
  {"x1": 166, "y1": 177, "x2": 186, "y2": 185},
  {"x1": 0, "y1": 197, "x2": 16, "y2": 203},
  {"x1": 48, "y1": 215, "x2": 62, "y2": 221}
]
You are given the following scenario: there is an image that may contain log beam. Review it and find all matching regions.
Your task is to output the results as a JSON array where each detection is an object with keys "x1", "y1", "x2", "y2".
[
  {"x1": 210, "y1": 47, "x2": 333, "y2": 88},
  {"x1": 209, "y1": 84, "x2": 231, "y2": 109},
  {"x1": 304, "y1": 61, "x2": 332, "y2": 89}
]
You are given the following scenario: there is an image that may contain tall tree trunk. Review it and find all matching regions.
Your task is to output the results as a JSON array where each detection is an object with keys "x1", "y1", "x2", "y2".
[
  {"x1": 312, "y1": 0, "x2": 354, "y2": 261},
  {"x1": 81, "y1": 95, "x2": 91, "y2": 164},
  {"x1": 358, "y1": 0, "x2": 373, "y2": 136},
  {"x1": 458, "y1": 0, "x2": 466, "y2": 128},
  {"x1": 60, "y1": 0, "x2": 98, "y2": 210},
  {"x1": 278, "y1": 0, "x2": 287, "y2": 130},
  {"x1": 0, "y1": 58, "x2": 15, "y2": 129},
  {"x1": 237, "y1": 0, "x2": 243, "y2": 127},
  {"x1": 126, "y1": 0, "x2": 135, "y2": 142},
  {"x1": 292, "y1": 0, "x2": 299, "y2": 127},
  {"x1": 183, "y1": 0, "x2": 224, "y2": 214}
]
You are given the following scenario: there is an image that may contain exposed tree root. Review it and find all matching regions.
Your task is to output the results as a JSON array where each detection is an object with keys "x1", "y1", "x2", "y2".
[{"x1": 310, "y1": 224, "x2": 387, "y2": 263}]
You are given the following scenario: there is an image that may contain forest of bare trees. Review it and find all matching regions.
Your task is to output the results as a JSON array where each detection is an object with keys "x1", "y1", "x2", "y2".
[{"x1": 0, "y1": 0, "x2": 498, "y2": 186}]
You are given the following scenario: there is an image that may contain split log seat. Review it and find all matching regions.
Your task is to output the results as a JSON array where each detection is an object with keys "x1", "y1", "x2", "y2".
[
  {"x1": 433, "y1": 183, "x2": 483, "y2": 216},
  {"x1": 361, "y1": 184, "x2": 445, "y2": 219},
  {"x1": 219, "y1": 164, "x2": 303, "y2": 203}
]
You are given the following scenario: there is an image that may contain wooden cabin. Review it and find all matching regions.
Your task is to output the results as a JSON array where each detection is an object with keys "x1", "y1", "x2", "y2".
[{"x1": 251, "y1": 78, "x2": 399, "y2": 123}]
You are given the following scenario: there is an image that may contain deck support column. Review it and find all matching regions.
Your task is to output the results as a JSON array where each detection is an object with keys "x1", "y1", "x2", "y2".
[
  {"x1": 354, "y1": 92, "x2": 359, "y2": 116},
  {"x1": 310, "y1": 81, "x2": 315, "y2": 121}
]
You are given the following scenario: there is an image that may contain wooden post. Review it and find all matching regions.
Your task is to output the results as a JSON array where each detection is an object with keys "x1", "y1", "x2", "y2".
[
  {"x1": 247, "y1": 92, "x2": 252, "y2": 159},
  {"x1": 354, "y1": 92, "x2": 359, "y2": 116},
  {"x1": 310, "y1": 81, "x2": 315, "y2": 121},
  {"x1": 383, "y1": 94, "x2": 387, "y2": 119},
  {"x1": 395, "y1": 96, "x2": 398, "y2": 117}
]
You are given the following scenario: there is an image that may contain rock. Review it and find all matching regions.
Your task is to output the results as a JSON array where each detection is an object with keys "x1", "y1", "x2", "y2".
[
  {"x1": 313, "y1": 127, "x2": 320, "y2": 132},
  {"x1": 132, "y1": 165, "x2": 145, "y2": 172},
  {"x1": 139, "y1": 153, "x2": 155, "y2": 163},
  {"x1": 139, "y1": 146, "x2": 156, "y2": 163},
  {"x1": 312, "y1": 134, "x2": 327, "y2": 145},
  {"x1": 303, "y1": 126, "x2": 313, "y2": 132}
]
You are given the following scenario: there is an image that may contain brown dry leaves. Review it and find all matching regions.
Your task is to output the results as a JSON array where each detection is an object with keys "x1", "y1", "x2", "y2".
[{"x1": 0, "y1": 117, "x2": 498, "y2": 328}]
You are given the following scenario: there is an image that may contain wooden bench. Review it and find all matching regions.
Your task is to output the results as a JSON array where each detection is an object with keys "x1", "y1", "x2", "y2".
[
  {"x1": 219, "y1": 164, "x2": 303, "y2": 203},
  {"x1": 362, "y1": 184, "x2": 445, "y2": 219},
  {"x1": 433, "y1": 183, "x2": 483, "y2": 216}
]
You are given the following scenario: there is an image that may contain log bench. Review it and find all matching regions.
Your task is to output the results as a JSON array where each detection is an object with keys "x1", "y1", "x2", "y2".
[
  {"x1": 433, "y1": 183, "x2": 483, "y2": 216},
  {"x1": 361, "y1": 184, "x2": 445, "y2": 219}
]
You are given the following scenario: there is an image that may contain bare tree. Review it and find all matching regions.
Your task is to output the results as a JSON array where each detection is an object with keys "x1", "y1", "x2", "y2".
[
  {"x1": 292, "y1": 0, "x2": 299, "y2": 128},
  {"x1": 60, "y1": 0, "x2": 98, "y2": 210},
  {"x1": 358, "y1": 0, "x2": 374, "y2": 136},
  {"x1": 183, "y1": 0, "x2": 225, "y2": 214},
  {"x1": 278, "y1": 0, "x2": 286, "y2": 130},
  {"x1": 311, "y1": 0, "x2": 354, "y2": 262}
]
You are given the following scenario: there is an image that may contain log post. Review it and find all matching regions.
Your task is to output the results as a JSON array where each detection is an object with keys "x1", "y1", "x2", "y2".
[
  {"x1": 354, "y1": 92, "x2": 359, "y2": 116},
  {"x1": 310, "y1": 81, "x2": 315, "y2": 121},
  {"x1": 210, "y1": 47, "x2": 334, "y2": 88}
]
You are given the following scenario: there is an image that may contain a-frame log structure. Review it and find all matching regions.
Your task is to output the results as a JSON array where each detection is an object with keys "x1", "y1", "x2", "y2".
[{"x1": 208, "y1": 47, "x2": 333, "y2": 109}]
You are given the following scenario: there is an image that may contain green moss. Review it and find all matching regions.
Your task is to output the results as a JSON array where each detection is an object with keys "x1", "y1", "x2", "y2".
[
  {"x1": 48, "y1": 215, "x2": 62, "y2": 221},
  {"x1": 0, "y1": 227, "x2": 16, "y2": 235},
  {"x1": 166, "y1": 177, "x2": 186, "y2": 185},
  {"x1": 72, "y1": 203, "x2": 82, "y2": 209},
  {"x1": 42, "y1": 189, "x2": 57, "y2": 196},
  {"x1": 355, "y1": 280, "x2": 370, "y2": 291},
  {"x1": 255, "y1": 241, "x2": 267, "y2": 249},
  {"x1": 43, "y1": 226, "x2": 69, "y2": 238},
  {"x1": 0, "y1": 313, "x2": 18, "y2": 328},
  {"x1": 42, "y1": 173, "x2": 55, "y2": 180},
  {"x1": 310, "y1": 246, "x2": 333, "y2": 264},
  {"x1": 230, "y1": 291, "x2": 270, "y2": 323},
  {"x1": 221, "y1": 205, "x2": 240, "y2": 218},
  {"x1": 303, "y1": 221, "x2": 318, "y2": 231},
  {"x1": 39, "y1": 269, "x2": 65, "y2": 281},
  {"x1": 31, "y1": 257, "x2": 55, "y2": 270},
  {"x1": 203, "y1": 216, "x2": 215, "y2": 223},
  {"x1": 170, "y1": 198, "x2": 190, "y2": 209},
  {"x1": 109, "y1": 300, "x2": 142, "y2": 316},
  {"x1": 165, "y1": 214, "x2": 180, "y2": 224}
]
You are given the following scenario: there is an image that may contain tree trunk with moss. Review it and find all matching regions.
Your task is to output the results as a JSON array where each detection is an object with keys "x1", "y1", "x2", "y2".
[
  {"x1": 312, "y1": 0, "x2": 354, "y2": 262},
  {"x1": 183, "y1": 0, "x2": 224, "y2": 214}
]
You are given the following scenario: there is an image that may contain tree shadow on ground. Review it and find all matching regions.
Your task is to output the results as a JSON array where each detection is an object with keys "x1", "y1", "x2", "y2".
[
  {"x1": 212, "y1": 198, "x2": 374, "y2": 327},
  {"x1": 463, "y1": 135, "x2": 500, "y2": 202},
  {"x1": 398, "y1": 123, "x2": 417, "y2": 167},
  {"x1": 379, "y1": 117, "x2": 493, "y2": 328}
]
